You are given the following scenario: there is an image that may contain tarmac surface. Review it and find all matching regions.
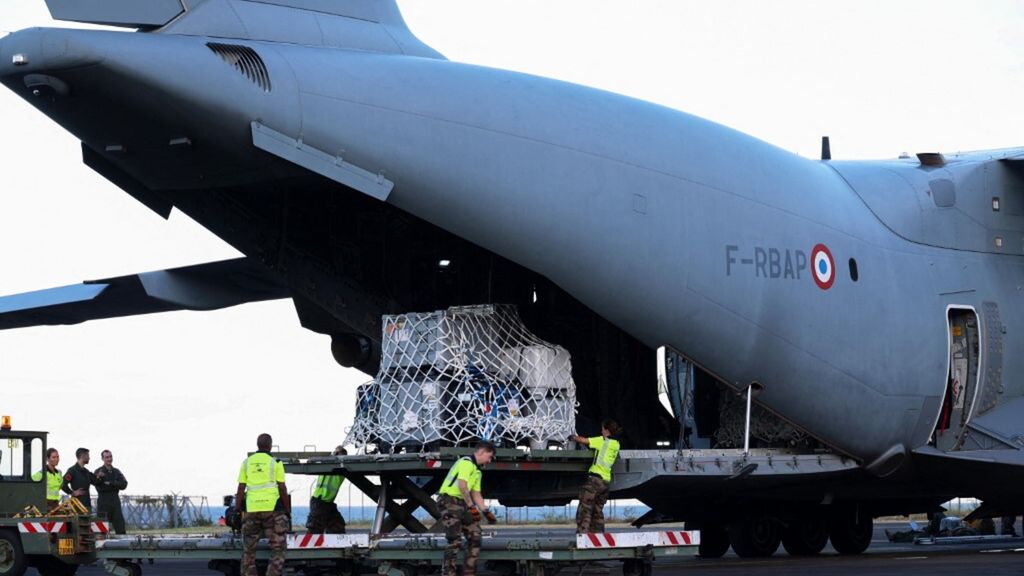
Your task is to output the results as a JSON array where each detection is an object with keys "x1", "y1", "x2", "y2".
[{"x1": 67, "y1": 524, "x2": 1024, "y2": 576}]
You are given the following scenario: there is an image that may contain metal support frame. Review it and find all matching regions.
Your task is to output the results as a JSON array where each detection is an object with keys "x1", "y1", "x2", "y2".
[
  {"x1": 372, "y1": 479, "x2": 388, "y2": 535},
  {"x1": 381, "y1": 476, "x2": 444, "y2": 533},
  {"x1": 344, "y1": 472, "x2": 444, "y2": 535},
  {"x1": 744, "y1": 385, "x2": 753, "y2": 454}
]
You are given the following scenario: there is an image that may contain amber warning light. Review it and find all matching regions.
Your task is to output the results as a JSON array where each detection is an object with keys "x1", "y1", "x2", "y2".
[{"x1": 1, "y1": 416, "x2": 11, "y2": 430}]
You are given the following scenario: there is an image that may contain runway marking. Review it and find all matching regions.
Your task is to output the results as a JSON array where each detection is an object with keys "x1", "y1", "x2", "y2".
[{"x1": 979, "y1": 548, "x2": 1024, "y2": 553}]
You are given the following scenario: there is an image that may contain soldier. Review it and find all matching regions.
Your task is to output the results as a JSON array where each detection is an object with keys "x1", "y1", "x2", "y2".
[
  {"x1": 306, "y1": 446, "x2": 347, "y2": 534},
  {"x1": 62, "y1": 447, "x2": 101, "y2": 512},
  {"x1": 436, "y1": 442, "x2": 497, "y2": 576},
  {"x1": 572, "y1": 419, "x2": 622, "y2": 534},
  {"x1": 236, "y1": 433, "x2": 289, "y2": 576},
  {"x1": 94, "y1": 450, "x2": 129, "y2": 534}
]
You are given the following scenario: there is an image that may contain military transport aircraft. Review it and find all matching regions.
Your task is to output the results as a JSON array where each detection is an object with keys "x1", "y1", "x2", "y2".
[{"x1": 1, "y1": 0, "x2": 1021, "y2": 559}]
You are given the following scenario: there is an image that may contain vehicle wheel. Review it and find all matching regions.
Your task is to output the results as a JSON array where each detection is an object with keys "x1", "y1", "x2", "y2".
[
  {"x1": 828, "y1": 510, "x2": 873, "y2": 555},
  {"x1": 621, "y1": 559, "x2": 651, "y2": 576},
  {"x1": 34, "y1": 557, "x2": 79, "y2": 576},
  {"x1": 781, "y1": 517, "x2": 829, "y2": 556},
  {"x1": 729, "y1": 516, "x2": 781, "y2": 558},
  {"x1": 207, "y1": 559, "x2": 240, "y2": 576},
  {"x1": 543, "y1": 564, "x2": 563, "y2": 576},
  {"x1": 0, "y1": 531, "x2": 26, "y2": 576},
  {"x1": 484, "y1": 560, "x2": 517, "y2": 575},
  {"x1": 697, "y1": 525, "x2": 730, "y2": 558}
]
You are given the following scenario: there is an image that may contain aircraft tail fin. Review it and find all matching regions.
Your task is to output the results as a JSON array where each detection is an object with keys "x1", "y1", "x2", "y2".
[
  {"x1": 44, "y1": 0, "x2": 186, "y2": 28},
  {"x1": 45, "y1": 0, "x2": 444, "y2": 60}
]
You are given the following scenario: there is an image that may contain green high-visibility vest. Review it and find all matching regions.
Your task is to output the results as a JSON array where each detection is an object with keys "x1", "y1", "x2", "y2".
[
  {"x1": 47, "y1": 470, "x2": 62, "y2": 500},
  {"x1": 238, "y1": 452, "x2": 285, "y2": 513},
  {"x1": 312, "y1": 475, "x2": 343, "y2": 503},
  {"x1": 587, "y1": 436, "x2": 620, "y2": 482},
  {"x1": 32, "y1": 469, "x2": 63, "y2": 500},
  {"x1": 438, "y1": 457, "x2": 481, "y2": 497}
]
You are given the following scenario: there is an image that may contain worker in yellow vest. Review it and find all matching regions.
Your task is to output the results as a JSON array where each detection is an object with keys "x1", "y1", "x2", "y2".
[
  {"x1": 31, "y1": 448, "x2": 63, "y2": 511},
  {"x1": 306, "y1": 445, "x2": 347, "y2": 533},
  {"x1": 236, "y1": 433, "x2": 290, "y2": 576},
  {"x1": 572, "y1": 419, "x2": 622, "y2": 534},
  {"x1": 436, "y1": 442, "x2": 497, "y2": 576}
]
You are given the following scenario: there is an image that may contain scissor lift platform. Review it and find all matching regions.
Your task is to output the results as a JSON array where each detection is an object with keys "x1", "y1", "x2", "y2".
[
  {"x1": 276, "y1": 447, "x2": 858, "y2": 535},
  {"x1": 97, "y1": 530, "x2": 700, "y2": 576}
]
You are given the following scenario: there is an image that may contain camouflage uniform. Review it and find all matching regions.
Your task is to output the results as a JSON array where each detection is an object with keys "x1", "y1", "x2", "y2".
[
  {"x1": 576, "y1": 434, "x2": 619, "y2": 534},
  {"x1": 306, "y1": 497, "x2": 346, "y2": 533},
  {"x1": 575, "y1": 474, "x2": 610, "y2": 534},
  {"x1": 241, "y1": 511, "x2": 289, "y2": 576},
  {"x1": 307, "y1": 472, "x2": 346, "y2": 534},
  {"x1": 438, "y1": 494, "x2": 482, "y2": 576},
  {"x1": 238, "y1": 451, "x2": 289, "y2": 576}
]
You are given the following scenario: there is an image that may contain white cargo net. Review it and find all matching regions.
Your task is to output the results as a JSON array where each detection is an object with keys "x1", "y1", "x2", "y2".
[{"x1": 346, "y1": 305, "x2": 577, "y2": 451}]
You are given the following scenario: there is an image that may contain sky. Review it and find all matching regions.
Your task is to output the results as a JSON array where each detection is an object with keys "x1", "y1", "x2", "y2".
[{"x1": 1, "y1": 1, "x2": 1023, "y2": 506}]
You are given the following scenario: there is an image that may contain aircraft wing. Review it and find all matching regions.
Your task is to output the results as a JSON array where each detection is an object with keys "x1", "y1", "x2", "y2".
[{"x1": 0, "y1": 257, "x2": 288, "y2": 330}]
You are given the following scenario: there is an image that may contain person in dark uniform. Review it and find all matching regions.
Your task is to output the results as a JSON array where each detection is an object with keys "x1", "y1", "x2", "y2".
[
  {"x1": 94, "y1": 450, "x2": 128, "y2": 534},
  {"x1": 62, "y1": 447, "x2": 101, "y2": 512}
]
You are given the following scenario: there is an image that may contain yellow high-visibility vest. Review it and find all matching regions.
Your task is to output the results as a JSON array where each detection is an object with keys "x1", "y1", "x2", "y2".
[
  {"x1": 312, "y1": 475, "x2": 343, "y2": 503},
  {"x1": 31, "y1": 469, "x2": 63, "y2": 501},
  {"x1": 238, "y1": 452, "x2": 285, "y2": 512},
  {"x1": 47, "y1": 469, "x2": 62, "y2": 500},
  {"x1": 438, "y1": 457, "x2": 481, "y2": 497},
  {"x1": 587, "y1": 437, "x2": 620, "y2": 482}
]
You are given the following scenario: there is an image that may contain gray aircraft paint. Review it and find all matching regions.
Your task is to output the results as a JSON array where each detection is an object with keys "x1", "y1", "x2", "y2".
[{"x1": 0, "y1": 1, "x2": 1022, "y2": 479}]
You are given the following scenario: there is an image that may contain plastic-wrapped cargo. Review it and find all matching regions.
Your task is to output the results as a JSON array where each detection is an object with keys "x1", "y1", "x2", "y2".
[{"x1": 346, "y1": 304, "x2": 577, "y2": 451}]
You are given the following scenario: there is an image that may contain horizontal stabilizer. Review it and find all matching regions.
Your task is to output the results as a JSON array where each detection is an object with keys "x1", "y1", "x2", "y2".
[
  {"x1": 0, "y1": 257, "x2": 288, "y2": 330},
  {"x1": 160, "y1": 0, "x2": 444, "y2": 60},
  {"x1": 45, "y1": 0, "x2": 185, "y2": 28}
]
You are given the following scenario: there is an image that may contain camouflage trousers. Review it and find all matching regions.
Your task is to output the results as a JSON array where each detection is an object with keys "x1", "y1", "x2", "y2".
[
  {"x1": 307, "y1": 497, "x2": 346, "y2": 533},
  {"x1": 437, "y1": 494, "x2": 481, "y2": 576},
  {"x1": 242, "y1": 511, "x2": 288, "y2": 576},
  {"x1": 576, "y1": 475, "x2": 610, "y2": 534}
]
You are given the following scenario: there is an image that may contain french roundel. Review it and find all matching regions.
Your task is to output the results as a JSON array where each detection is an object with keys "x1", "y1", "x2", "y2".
[{"x1": 811, "y1": 244, "x2": 835, "y2": 290}]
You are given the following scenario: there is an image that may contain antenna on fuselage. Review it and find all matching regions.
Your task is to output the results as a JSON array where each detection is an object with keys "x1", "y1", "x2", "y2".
[{"x1": 821, "y1": 136, "x2": 831, "y2": 161}]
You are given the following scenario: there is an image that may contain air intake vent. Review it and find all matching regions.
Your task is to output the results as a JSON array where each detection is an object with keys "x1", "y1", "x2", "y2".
[{"x1": 207, "y1": 43, "x2": 271, "y2": 92}]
